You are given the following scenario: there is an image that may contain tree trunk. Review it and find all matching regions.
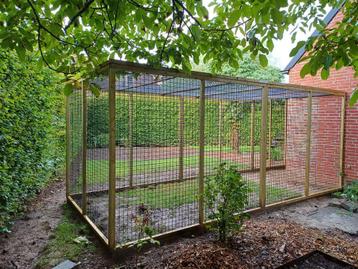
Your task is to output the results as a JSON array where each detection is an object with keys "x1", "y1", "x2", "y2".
[{"x1": 230, "y1": 122, "x2": 240, "y2": 153}]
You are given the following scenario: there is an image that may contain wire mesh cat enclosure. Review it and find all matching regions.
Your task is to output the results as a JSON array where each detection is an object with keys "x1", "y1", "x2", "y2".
[{"x1": 66, "y1": 60, "x2": 346, "y2": 251}]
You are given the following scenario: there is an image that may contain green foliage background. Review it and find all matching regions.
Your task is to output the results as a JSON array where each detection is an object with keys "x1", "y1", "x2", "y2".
[
  {"x1": 85, "y1": 93, "x2": 284, "y2": 149},
  {"x1": 0, "y1": 50, "x2": 64, "y2": 229}
]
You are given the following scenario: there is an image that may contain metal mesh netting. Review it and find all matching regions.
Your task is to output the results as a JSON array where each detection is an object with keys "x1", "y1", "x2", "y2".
[
  {"x1": 86, "y1": 90, "x2": 109, "y2": 237},
  {"x1": 68, "y1": 89, "x2": 83, "y2": 207},
  {"x1": 309, "y1": 95, "x2": 342, "y2": 193},
  {"x1": 66, "y1": 67, "x2": 344, "y2": 248},
  {"x1": 266, "y1": 89, "x2": 308, "y2": 204}
]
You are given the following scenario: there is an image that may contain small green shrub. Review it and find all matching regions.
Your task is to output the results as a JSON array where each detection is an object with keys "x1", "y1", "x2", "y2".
[
  {"x1": 205, "y1": 163, "x2": 250, "y2": 243},
  {"x1": 341, "y1": 181, "x2": 358, "y2": 202},
  {"x1": 271, "y1": 147, "x2": 283, "y2": 161},
  {"x1": 131, "y1": 204, "x2": 160, "y2": 267}
]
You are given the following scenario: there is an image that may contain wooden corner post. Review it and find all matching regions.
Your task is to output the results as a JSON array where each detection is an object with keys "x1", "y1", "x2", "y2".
[
  {"x1": 108, "y1": 67, "x2": 116, "y2": 249},
  {"x1": 259, "y1": 86, "x2": 269, "y2": 208},
  {"x1": 178, "y1": 97, "x2": 185, "y2": 181},
  {"x1": 198, "y1": 80, "x2": 206, "y2": 228},
  {"x1": 305, "y1": 92, "x2": 312, "y2": 197},
  {"x1": 65, "y1": 95, "x2": 70, "y2": 198},
  {"x1": 339, "y1": 95, "x2": 346, "y2": 188},
  {"x1": 82, "y1": 81, "x2": 88, "y2": 214},
  {"x1": 250, "y1": 101, "x2": 255, "y2": 170}
]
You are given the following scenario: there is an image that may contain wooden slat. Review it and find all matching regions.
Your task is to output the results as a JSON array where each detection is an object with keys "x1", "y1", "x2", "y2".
[
  {"x1": 108, "y1": 68, "x2": 117, "y2": 249},
  {"x1": 259, "y1": 86, "x2": 269, "y2": 208},
  {"x1": 68, "y1": 196, "x2": 109, "y2": 246}
]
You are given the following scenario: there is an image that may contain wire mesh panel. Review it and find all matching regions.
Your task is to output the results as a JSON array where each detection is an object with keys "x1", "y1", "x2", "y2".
[
  {"x1": 204, "y1": 84, "x2": 263, "y2": 216},
  {"x1": 68, "y1": 89, "x2": 83, "y2": 207},
  {"x1": 266, "y1": 89, "x2": 308, "y2": 205},
  {"x1": 309, "y1": 95, "x2": 342, "y2": 193},
  {"x1": 85, "y1": 89, "x2": 110, "y2": 237},
  {"x1": 115, "y1": 73, "x2": 202, "y2": 245}
]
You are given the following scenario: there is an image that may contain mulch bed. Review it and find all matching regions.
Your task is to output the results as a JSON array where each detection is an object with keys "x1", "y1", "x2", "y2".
[{"x1": 126, "y1": 219, "x2": 358, "y2": 269}]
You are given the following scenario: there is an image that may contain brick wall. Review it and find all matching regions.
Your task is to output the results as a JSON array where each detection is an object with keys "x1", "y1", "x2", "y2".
[{"x1": 288, "y1": 11, "x2": 358, "y2": 182}]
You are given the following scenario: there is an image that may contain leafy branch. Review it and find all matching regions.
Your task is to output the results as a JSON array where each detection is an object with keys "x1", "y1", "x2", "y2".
[{"x1": 64, "y1": 0, "x2": 95, "y2": 31}]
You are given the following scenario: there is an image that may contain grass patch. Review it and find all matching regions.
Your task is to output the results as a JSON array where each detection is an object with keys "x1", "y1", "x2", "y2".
[
  {"x1": 191, "y1": 145, "x2": 260, "y2": 153},
  {"x1": 35, "y1": 205, "x2": 95, "y2": 269},
  {"x1": 87, "y1": 156, "x2": 248, "y2": 183},
  {"x1": 248, "y1": 181, "x2": 301, "y2": 204},
  {"x1": 119, "y1": 180, "x2": 198, "y2": 209},
  {"x1": 118, "y1": 179, "x2": 301, "y2": 209}
]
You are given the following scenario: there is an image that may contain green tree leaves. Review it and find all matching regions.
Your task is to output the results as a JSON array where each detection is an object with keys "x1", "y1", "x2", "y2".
[
  {"x1": 259, "y1": 54, "x2": 268, "y2": 68},
  {"x1": 349, "y1": 88, "x2": 358, "y2": 107},
  {"x1": 0, "y1": 0, "x2": 356, "y2": 89},
  {"x1": 290, "y1": 41, "x2": 306, "y2": 57}
]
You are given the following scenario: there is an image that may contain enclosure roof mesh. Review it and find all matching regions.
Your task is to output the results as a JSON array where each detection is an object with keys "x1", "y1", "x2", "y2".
[
  {"x1": 93, "y1": 60, "x2": 345, "y2": 100},
  {"x1": 93, "y1": 73, "x2": 331, "y2": 101}
]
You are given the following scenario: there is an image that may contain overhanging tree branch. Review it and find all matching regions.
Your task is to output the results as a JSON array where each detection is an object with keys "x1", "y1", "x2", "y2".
[{"x1": 64, "y1": 0, "x2": 95, "y2": 31}]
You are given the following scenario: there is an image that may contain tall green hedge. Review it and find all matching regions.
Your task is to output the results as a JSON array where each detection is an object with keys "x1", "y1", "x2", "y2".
[
  {"x1": 0, "y1": 51, "x2": 63, "y2": 229},
  {"x1": 86, "y1": 94, "x2": 284, "y2": 148}
]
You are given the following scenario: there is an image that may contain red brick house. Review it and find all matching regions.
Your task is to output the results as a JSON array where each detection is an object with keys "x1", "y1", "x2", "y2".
[{"x1": 283, "y1": 6, "x2": 358, "y2": 184}]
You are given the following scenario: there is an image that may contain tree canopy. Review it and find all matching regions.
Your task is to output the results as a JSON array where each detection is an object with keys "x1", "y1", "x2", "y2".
[
  {"x1": 195, "y1": 54, "x2": 284, "y2": 82},
  {"x1": 0, "y1": 0, "x2": 356, "y2": 91}
]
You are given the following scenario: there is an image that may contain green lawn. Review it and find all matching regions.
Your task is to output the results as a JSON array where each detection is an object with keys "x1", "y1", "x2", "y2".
[
  {"x1": 118, "y1": 179, "x2": 301, "y2": 209},
  {"x1": 87, "y1": 156, "x2": 248, "y2": 183},
  {"x1": 191, "y1": 145, "x2": 260, "y2": 153}
]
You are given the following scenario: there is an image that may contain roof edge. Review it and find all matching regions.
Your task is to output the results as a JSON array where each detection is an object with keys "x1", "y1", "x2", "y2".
[{"x1": 282, "y1": 2, "x2": 345, "y2": 73}]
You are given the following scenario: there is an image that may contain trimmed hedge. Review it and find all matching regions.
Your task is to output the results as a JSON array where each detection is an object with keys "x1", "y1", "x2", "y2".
[
  {"x1": 86, "y1": 94, "x2": 285, "y2": 148},
  {"x1": 0, "y1": 51, "x2": 63, "y2": 229}
]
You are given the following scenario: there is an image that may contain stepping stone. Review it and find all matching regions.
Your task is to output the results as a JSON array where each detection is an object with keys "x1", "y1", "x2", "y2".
[{"x1": 52, "y1": 260, "x2": 79, "y2": 269}]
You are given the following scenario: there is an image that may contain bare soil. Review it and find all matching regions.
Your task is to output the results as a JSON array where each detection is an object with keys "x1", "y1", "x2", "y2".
[{"x1": 0, "y1": 179, "x2": 66, "y2": 269}]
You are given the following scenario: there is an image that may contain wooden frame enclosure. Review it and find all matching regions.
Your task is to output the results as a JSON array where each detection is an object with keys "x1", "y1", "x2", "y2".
[{"x1": 66, "y1": 60, "x2": 346, "y2": 252}]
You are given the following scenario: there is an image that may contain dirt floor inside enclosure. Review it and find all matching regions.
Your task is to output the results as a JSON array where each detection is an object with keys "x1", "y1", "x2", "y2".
[{"x1": 84, "y1": 167, "x2": 339, "y2": 245}]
